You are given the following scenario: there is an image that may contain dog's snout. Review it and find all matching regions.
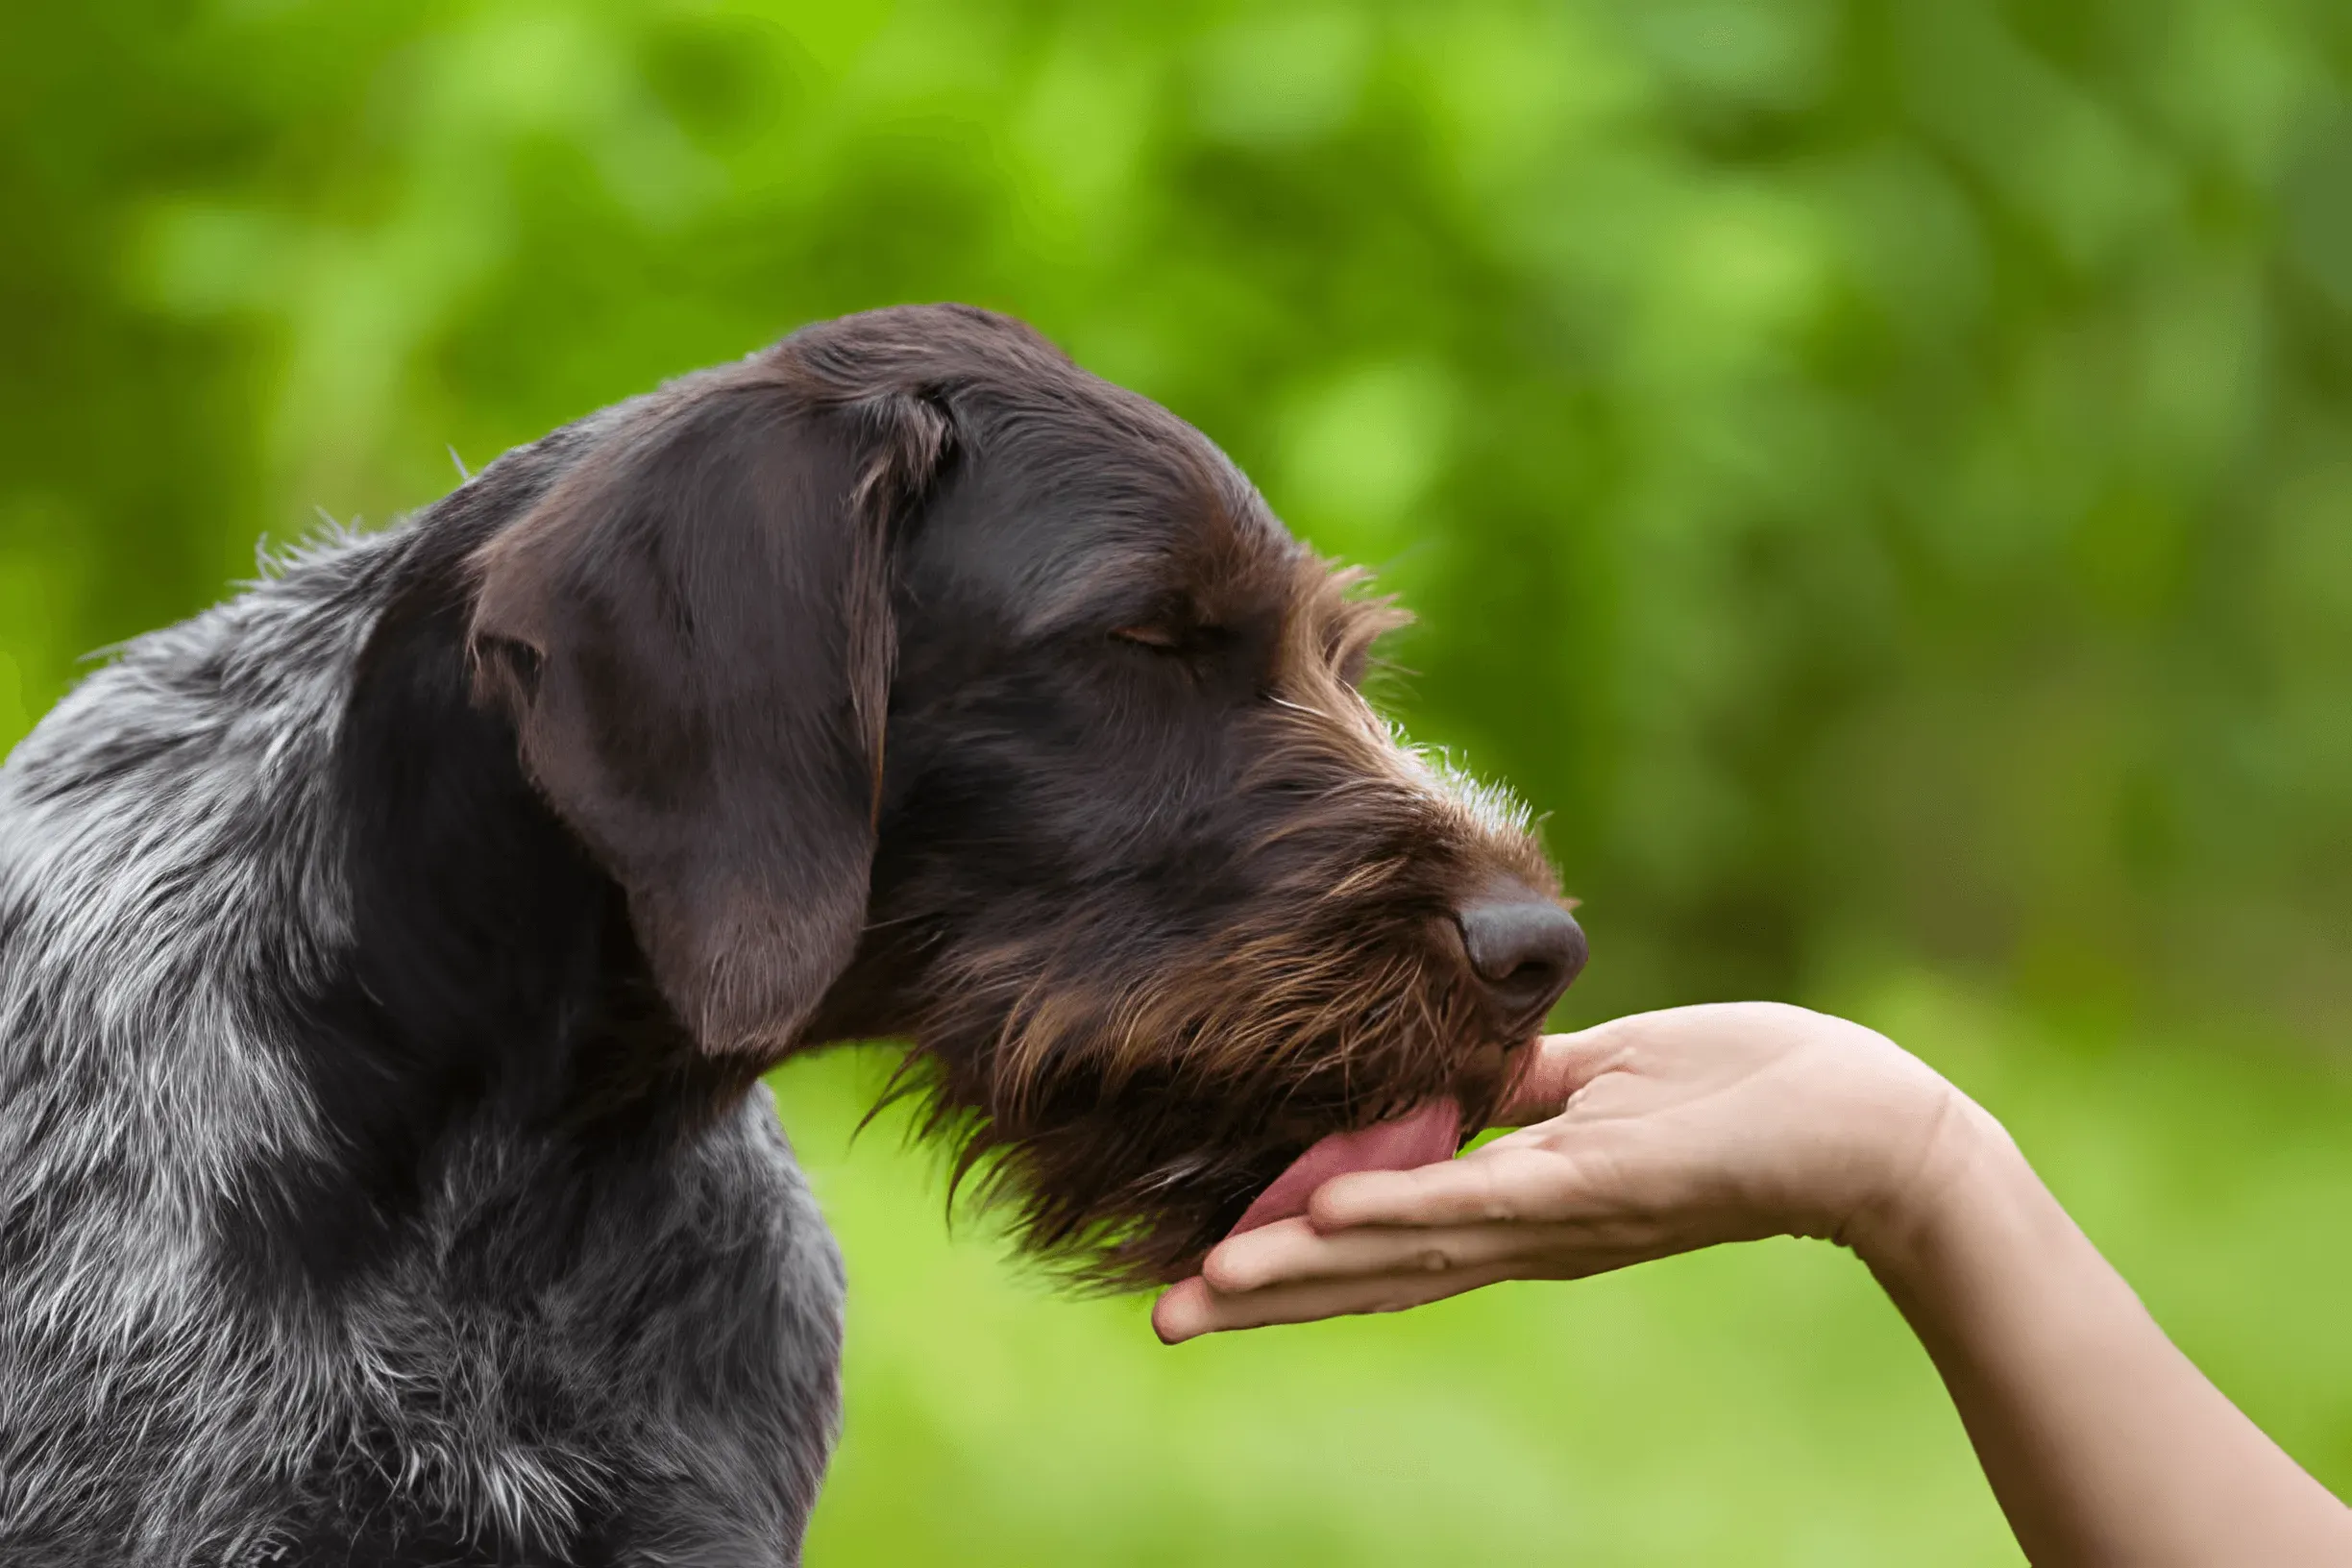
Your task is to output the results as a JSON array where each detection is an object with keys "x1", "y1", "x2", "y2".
[{"x1": 1456, "y1": 894, "x2": 1586, "y2": 1033}]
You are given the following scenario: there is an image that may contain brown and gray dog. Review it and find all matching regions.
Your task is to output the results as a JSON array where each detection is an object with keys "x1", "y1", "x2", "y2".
[{"x1": 0, "y1": 305, "x2": 1582, "y2": 1565}]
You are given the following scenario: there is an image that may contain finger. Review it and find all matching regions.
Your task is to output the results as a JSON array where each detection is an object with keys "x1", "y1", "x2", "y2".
[
  {"x1": 1496, "y1": 1022, "x2": 1647, "y2": 1124},
  {"x1": 1204, "y1": 1216, "x2": 1580, "y2": 1294},
  {"x1": 1151, "y1": 1276, "x2": 1214, "y2": 1344},
  {"x1": 1307, "y1": 1142, "x2": 1570, "y2": 1231},
  {"x1": 1154, "y1": 1260, "x2": 1522, "y2": 1342}
]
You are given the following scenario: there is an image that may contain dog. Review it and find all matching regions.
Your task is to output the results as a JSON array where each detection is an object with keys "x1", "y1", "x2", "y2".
[{"x1": 0, "y1": 305, "x2": 1584, "y2": 1565}]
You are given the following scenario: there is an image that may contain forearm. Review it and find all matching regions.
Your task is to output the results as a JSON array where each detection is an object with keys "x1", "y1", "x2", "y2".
[
  {"x1": 1862, "y1": 1107, "x2": 2352, "y2": 1567},
  {"x1": 1159, "y1": 1004, "x2": 2352, "y2": 1564}
]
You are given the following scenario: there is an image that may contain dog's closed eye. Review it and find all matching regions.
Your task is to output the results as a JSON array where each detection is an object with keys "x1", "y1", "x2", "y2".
[{"x1": 1111, "y1": 622, "x2": 1239, "y2": 661}]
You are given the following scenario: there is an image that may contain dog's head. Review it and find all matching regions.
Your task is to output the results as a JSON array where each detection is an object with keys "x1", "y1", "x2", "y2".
[{"x1": 469, "y1": 305, "x2": 1582, "y2": 1284}]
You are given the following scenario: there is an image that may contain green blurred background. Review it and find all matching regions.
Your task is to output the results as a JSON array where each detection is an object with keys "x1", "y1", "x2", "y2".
[{"x1": 6, "y1": 1, "x2": 2351, "y2": 1560}]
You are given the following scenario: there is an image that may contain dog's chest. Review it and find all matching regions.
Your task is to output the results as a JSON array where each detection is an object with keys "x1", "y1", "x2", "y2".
[{"x1": 253, "y1": 1096, "x2": 848, "y2": 1564}]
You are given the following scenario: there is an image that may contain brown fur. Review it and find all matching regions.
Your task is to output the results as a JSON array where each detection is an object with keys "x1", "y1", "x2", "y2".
[
  {"x1": 881, "y1": 556, "x2": 1557, "y2": 1285},
  {"x1": 465, "y1": 304, "x2": 1579, "y2": 1287}
]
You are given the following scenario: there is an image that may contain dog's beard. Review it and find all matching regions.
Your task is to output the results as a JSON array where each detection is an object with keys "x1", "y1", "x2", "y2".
[{"x1": 882, "y1": 912, "x2": 1521, "y2": 1289}]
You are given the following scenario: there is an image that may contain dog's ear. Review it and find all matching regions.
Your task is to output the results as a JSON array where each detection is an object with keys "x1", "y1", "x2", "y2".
[{"x1": 468, "y1": 371, "x2": 952, "y2": 1055}]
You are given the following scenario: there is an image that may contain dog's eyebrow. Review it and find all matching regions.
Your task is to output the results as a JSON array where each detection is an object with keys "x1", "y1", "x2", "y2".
[
  {"x1": 1007, "y1": 539, "x2": 1182, "y2": 639},
  {"x1": 1004, "y1": 504, "x2": 1292, "y2": 641}
]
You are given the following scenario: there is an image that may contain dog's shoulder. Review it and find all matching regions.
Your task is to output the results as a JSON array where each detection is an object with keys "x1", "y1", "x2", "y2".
[
  {"x1": 0, "y1": 526, "x2": 403, "y2": 1562},
  {"x1": 0, "y1": 486, "x2": 847, "y2": 1562}
]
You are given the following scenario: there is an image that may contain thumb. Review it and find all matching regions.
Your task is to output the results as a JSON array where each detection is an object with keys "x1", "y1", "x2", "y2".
[{"x1": 1493, "y1": 1022, "x2": 1638, "y2": 1125}]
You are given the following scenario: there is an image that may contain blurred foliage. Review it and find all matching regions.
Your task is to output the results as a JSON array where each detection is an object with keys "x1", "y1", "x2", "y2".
[
  {"x1": 6, "y1": 0, "x2": 2352, "y2": 1559},
  {"x1": 6, "y1": 0, "x2": 2352, "y2": 1033}
]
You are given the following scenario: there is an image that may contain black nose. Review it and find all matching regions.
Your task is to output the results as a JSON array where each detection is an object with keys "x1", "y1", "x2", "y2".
[{"x1": 1456, "y1": 894, "x2": 1587, "y2": 1033}]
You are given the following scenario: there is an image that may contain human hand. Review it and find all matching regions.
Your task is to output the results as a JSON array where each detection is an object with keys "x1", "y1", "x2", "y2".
[
  {"x1": 1153, "y1": 1005, "x2": 2352, "y2": 1568},
  {"x1": 1152, "y1": 1001, "x2": 1993, "y2": 1342}
]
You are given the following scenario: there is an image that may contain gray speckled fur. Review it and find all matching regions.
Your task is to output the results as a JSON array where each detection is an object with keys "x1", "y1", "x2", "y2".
[{"x1": 0, "y1": 490, "x2": 847, "y2": 1564}]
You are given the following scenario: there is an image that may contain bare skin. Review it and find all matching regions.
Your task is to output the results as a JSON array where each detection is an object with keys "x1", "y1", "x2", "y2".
[{"x1": 1153, "y1": 1002, "x2": 2352, "y2": 1567}]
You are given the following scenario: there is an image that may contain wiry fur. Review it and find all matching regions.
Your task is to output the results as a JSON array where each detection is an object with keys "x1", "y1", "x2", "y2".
[
  {"x1": 0, "y1": 507, "x2": 846, "y2": 1564},
  {"x1": 887, "y1": 562, "x2": 1553, "y2": 1285},
  {"x1": 0, "y1": 305, "x2": 1574, "y2": 1564}
]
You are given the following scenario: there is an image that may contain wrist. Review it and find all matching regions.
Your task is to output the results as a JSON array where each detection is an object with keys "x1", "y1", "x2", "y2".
[{"x1": 1840, "y1": 1085, "x2": 2026, "y2": 1279}]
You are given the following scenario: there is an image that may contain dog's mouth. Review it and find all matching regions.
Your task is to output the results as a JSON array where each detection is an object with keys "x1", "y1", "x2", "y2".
[
  {"x1": 893, "y1": 928, "x2": 1557, "y2": 1286},
  {"x1": 1222, "y1": 1097, "x2": 1464, "y2": 1239}
]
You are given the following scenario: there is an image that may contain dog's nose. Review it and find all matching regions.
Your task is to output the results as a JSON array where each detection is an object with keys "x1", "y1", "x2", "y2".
[{"x1": 1456, "y1": 894, "x2": 1586, "y2": 1033}]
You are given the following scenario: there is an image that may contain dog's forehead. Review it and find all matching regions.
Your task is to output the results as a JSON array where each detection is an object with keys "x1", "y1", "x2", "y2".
[{"x1": 926, "y1": 382, "x2": 1302, "y2": 635}]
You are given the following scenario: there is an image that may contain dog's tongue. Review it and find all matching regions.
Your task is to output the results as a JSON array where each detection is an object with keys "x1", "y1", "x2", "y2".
[{"x1": 1226, "y1": 1099, "x2": 1463, "y2": 1239}]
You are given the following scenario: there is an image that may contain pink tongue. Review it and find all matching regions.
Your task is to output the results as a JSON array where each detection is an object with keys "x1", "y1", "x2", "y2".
[{"x1": 1226, "y1": 1099, "x2": 1464, "y2": 1239}]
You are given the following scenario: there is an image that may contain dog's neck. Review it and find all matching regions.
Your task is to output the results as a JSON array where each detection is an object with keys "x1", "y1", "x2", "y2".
[{"x1": 235, "y1": 495, "x2": 755, "y2": 1286}]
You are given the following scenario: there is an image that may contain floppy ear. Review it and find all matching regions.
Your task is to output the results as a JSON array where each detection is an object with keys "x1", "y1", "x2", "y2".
[{"x1": 468, "y1": 371, "x2": 952, "y2": 1056}]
